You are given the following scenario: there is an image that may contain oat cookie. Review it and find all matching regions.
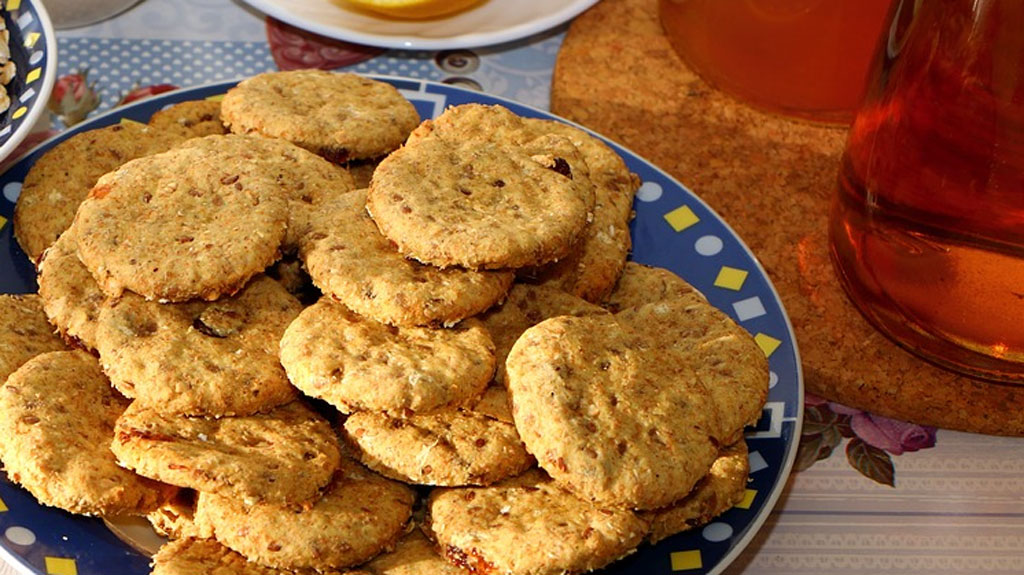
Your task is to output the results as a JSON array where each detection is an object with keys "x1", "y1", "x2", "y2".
[
  {"x1": 148, "y1": 99, "x2": 228, "y2": 138},
  {"x1": 367, "y1": 135, "x2": 591, "y2": 270},
  {"x1": 74, "y1": 143, "x2": 288, "y2": 302},
  {"x1": 175, "y1": 133, "x2": 357, "y2": 252},
  {"x1": 280, "y1": 297, "x2": 494, "y2": 415},
  {"x1": 0, "y1": 350, "x2": 176, "y2": 515},
  {"x1": 36, "y1": 227, "x2": 106, "y2": 351},
  {"x1": 221, "y1": 70, "x2": 419, "y2": 162},
  {"x1": 611, "y1": 264, "x2": 769, "y2": 443},
  {"x1": 347, "y1": 159, "x2": 380, "y2": 189},
  {"x1": 13, "y1": 121, "x2": 186, "y2": 262},
  {"x1": 426, "y1": 469, "x2": 648, "y2": 575},
  {"x1": 478, "y1": 283, "x2": 607, "y2": 383},
  {"x1": 468, "y1": 384, "x2": 513, "y2": 424},
  {"x1": 300, "y1": 189, "x2": 513, "y2": 327},
  {"x1": 0, "y1": 294, "x2": 66, "y2": 383},
  {"x1": 643, "y1": 440, "x2": 750, "y2": 543},
  {"x1": 112, "y1": 400, "x2": 340, "y2": 505},
  {"x1": 505, "y1": 314, "x2": 723, "y2": 510},
  {"x1": 95, "y1": 275, "x2": 301, "y2": 417},
  {"x1": 151, "y1": 538, "x2": 361, "y2": 575},
  {"x1": 342, "y1": 409, "x2": 534, "y2": 486},
  {"x1": 196, "y1": 458, "x2": 415, "y2": 570},
  {"x1": 147, "y1": 490, "x2": 212, "y2": 541},
  {"x1": 362, "y1": 529, "x2": 471, "y2": 575}
]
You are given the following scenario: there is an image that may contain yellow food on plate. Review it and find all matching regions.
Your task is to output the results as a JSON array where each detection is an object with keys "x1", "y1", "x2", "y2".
[{"x1": 342, "y1": 0, "x2": 484, "y2": 20}]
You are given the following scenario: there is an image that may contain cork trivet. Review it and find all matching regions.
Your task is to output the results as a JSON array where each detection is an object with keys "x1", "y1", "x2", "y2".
[{"x1": 551, "y1": 0, "x2": 1023, "y2": 435}]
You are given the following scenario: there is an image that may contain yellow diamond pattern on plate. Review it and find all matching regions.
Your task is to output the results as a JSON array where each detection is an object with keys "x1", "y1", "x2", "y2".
[
  {"x1": 12, "y1": 106, "x2": 26, "y2": 120},
  {"x1": 670, "y1": 550, "x2": 703, "y2": 571},
  {"x1": 0, "y1": 495, "x2": 7, "y2": 511},
  {"x1": 0, "y1": 215, "x2": 7, "y2": 229},
  {"x1": 26, "y1": 67, "x2": 40, "y2": 83},
  {"x1": 754, "y1": 333, "x2": 782, "y2": 357},
  {"x1": 713, "y1": 266, "x2": 748, "y2": 291},
  {"x1": 663, "y1": 205, "x2": 699, "y2": 232},
  {"x1": 45, "y1": 557, "x2": 78, "y2": 575},
  {"x1": 23, "y1": 32, "x2": 39, "y2": 48},
  {"x1": 206, "y1": 94, "x2": 225, "y2": 101},
  {"x1": 6, "y1": 0, "x2": 21, "y2": 11},
  {"x1": 736, "y1": 488, "x2": 757, "y2": 509}
]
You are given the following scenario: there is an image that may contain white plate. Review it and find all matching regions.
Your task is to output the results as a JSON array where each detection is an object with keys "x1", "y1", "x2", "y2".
[{"x1": 237, "y1": 0, "x2": 599, "y2": 50}]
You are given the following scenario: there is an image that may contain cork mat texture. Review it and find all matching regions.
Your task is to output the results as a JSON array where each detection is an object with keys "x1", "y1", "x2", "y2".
[{"x1": 551, "y1": 0, "x2": 1023, "y2": 435}]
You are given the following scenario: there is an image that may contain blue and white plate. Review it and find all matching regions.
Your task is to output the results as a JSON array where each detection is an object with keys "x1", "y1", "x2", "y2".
[
  {"x1": 0, "y1": 0, "x2": 56, "y2": 164},
  {"x1": 0, "y1": 77, "x2": 802, "y2": 575}
]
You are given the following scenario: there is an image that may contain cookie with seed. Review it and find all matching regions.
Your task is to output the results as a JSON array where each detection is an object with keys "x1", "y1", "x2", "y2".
[
  {"x1": 342, "y1": 408, "x2": 534, "y2": 486},
  {"x1": 196, "y1": 458, "x2": 415, "y2": 570},
  {"x1": 300, "y1": 189, "x2": 513, "y2": 327},
  {"x1": 610, "y1": 263, "x2": 769, "y2": 444},
  {"x1": 643, "y1": 440, "x2": 750, "y2": 543},
  {"x1": 0, "y1": 294, "x2": 66, "y2": 383},
  {"x1": 280, "y1": 297, "x2": 494, "y2": 415},
  {"x1": 362, "y1": 529, "x2": 471, "y2": 575},
  {"x1": 147, "y1": 490, "x2": 212, "y2": 541},
  {"x1": 13, "y1": 121, "x2": 187, "y2": 262},
  {"x1": 36, "y1": 226, "x2": 106, "y2": 351},
  {"x1": 505, "y1": 313, "x2": 723, "y2": 510},
  {"x1": 95, "y1": 275, "x2": 301, "y2": 417},
  {"x1": 220, "y1": 70, "x2": 419, "y2": 162},
  {"x1": 111, "y1": 400, "x2": 340, "y2": 505},
  {"x1": 468, "y1": 384, "x2": 513, "y2": 424},
  {"x1": 478, "y1": 283, "x2": 607, "y2": 383},
  {"x1": 174, "y1": 133, "x2": 357, "y2": 253},
  {"x1": 148, "y1": 99, "x2": 228, "y2": 138},
  {"x1": 367, "y1": 135, "x2": 591, "y2": 270},
  {"x1": 73, "y1": 142, "x2": 289, "y2": 302},
  {"x1": 151, "y1": 538, "x2": 362, "y2": 575},
  {"x1": 426, "y1": 469, "x2": 647, "y2": 575},
  {"x1": 0, "y1": 350, "x2": 176, "y2": 515}
]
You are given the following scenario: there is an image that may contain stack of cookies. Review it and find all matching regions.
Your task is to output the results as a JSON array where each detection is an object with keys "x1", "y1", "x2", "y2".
[{"x1": 0, "y1": 70, "x2": 769, "y2": 575}]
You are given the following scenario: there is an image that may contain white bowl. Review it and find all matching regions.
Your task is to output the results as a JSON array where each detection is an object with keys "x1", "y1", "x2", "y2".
[{"x1": 0, "y1": 0, "x2": 57, "y2": 165}]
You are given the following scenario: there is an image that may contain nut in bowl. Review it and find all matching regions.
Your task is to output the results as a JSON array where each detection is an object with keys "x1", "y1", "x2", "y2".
[{"x1": 0, "y1": 0, "x2": 56, "y2": 166}]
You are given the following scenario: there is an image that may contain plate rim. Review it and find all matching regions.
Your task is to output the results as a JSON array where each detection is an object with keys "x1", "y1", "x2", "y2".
[
  {"x1": 0, "y1": 0, "x2": 58, "y2": 165},
  {"x1": 237, "y1": 0, "x2": 600, "y2": 50},
  {"x1": 0, "y1": 74, "x2": 804, "y2": 575}
]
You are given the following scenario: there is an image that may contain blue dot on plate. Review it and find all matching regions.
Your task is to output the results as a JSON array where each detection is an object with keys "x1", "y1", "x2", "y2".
[
  {"x1": 702, "y1": 522, "x2": 734, "y2": 542},
  {"x1": 635, "y1": 181, "x2": 662, "y2": 202},
  {"x1": 694, "y1": 235, "x2": 723, "y2": 256}
]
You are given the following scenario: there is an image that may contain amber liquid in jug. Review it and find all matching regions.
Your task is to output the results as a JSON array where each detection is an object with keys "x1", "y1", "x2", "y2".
[{"x1": 830, "y1": 0, "x2": 1024, "y2": 382}]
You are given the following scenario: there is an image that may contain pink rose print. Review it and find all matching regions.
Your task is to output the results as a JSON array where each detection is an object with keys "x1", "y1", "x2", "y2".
[
  {"x1": 266, "y1": 17, "x2": 382, "y2": 71},
  {"x1": 117, "y1": 83, "x2": 178, "y2": 106},
  {"x1": 850, "y1": 412, "x2": 937, "y2": 455},
  {"x1": 48, "y1": 68, "x2": 101, "y2": 127}
]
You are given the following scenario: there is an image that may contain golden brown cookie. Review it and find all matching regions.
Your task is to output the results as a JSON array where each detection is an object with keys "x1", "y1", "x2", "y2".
[
  {"x1": 220, "y1": 71, "x2": 419, "y2": 162},
  {"x1": 505, "y1": 313, "x2": 722, "y2": 510},
  {"x1": 468, "y1": 384, "x2": 513, "y2": 424},
  {"x1": 148, "y1": 99, "x2": 228, "y2": 138},
  {"x1": 300, "y1": 189, "x2": 513, "y2": 327},
  {"x1": 362, "y1": 529, "x2": 471, "y2": 575},
  {"x1": 12, "y1": 121, "x2": 186, "y2": 262},
  {"x1": 643, "y1": 440, "x2": 750, "y2": 543},
  {"x1": 147, "y1": 490, "x2": 212, "y2": 541},
  {"x1": 196, "y1": 458, "x2": 415, "y2": 571},
  {"x1": 602, "y1": 260, "x2": 704, "y2": 313},
  {"x1": 426, "y1": 469, "x2": 648, "y2": 575},
  {"x1": 367, "y1": 135, "x2": 591, "y2": 270},
  {"x1": 36, "y1": 226, "x2": 106, "y2": 351},
  {"x1": 151, "y1": 538, "x2": 361, "y2": 575},
  {"x1": 280, "y1": 297, "x2": 494, "y2": 415},
  {"x1": 0, "y1": 350, "x2": 176, "y2": 515},
  {"x1": 342, "y1": 409, "x2": 534, "y2": 486},
  {"x1": 0, "y1": 293, "x2": 66, "y2": 383},
  {"x1": 73, "y1": 142, "x2": 289, "y2": 302},
  {"x1": 111, "y1": 400, "x2": 340, "y2": 505},
  {"x1": 95, "y1": 275, "x2": 301, "y2": 417}
]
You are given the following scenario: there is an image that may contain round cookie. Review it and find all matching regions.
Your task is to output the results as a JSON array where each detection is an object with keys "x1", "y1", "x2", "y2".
[
  {"x1": 151, "y1": 538, "x2": 361, "y2": 575},
  {"x1": 111, "y1": 400, "x2": 341, "y2": 505},
  {"x1": 610, "y1": 263, "x2": 770, "y2": 444},
  {"x1": 12, "y1": 121, "x2": 187, "y2": 262},
  {"x1": 0, "y1": 293, "x2": 67, "y2": 383},
  {"x1": 342, "y1": 409, "x2": 534, "y2": 486},
  {"x1": 174, "y1": 133, "x2": 357, "y2": 252},
  {"x1": 426, "y1": 469, "x2": 648, "y2": 575},
  {"x1": 95, "y1": 275, "x2": 301, "y2": 417},
  {"x1": 362, "y1": 529, "x2": 471, "y2": 575},
  {"x1": 477, "y1": 283, "x2": 607, "y2": 383},
  {"x1": 220, "y1": 70, "x2": 419, "y2": 162},
  {"x1": 0, "y1": 350, "x2": 177, "y2": 515},
  {"x1": 147, "y1": 490, "x2": 212, "y2": 541},
  {"x1": 148, "y1": 99, "x2": 228, "y2": 138},
  {"x1": 300, "y1": 189, "x2": 513, "y2": 327},
  {"x1": 505, "y1": 313, "x2": 723, "y2": 510},
  {"x1": 281, "y1": 297, "x2": 494, "y2": 415},
  {"x1": 196, "y1": 458, "x2": 415, "y2": 571},
  {"x1": 643, "y1": 440, "x2": 750, "y2": 543},
  {"x1": 367, "y1": 135, "x2": 591, "y2": 270},
  {"x1": 73, "y1": 142, "x2": 289, "y2": 302},
  {"x1": 36, "y1": 226, "x2": 106, "y2": 351},
  {"x1": 468, "y1": 384, "x2": 514, "y2": 424}
]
